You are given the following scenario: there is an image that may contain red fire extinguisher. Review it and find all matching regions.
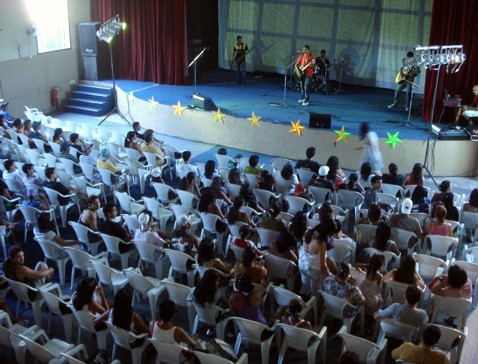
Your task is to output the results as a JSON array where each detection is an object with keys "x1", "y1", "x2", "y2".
[{"x1": 50, "y1": 86, "x2": 61, "y2": 111}]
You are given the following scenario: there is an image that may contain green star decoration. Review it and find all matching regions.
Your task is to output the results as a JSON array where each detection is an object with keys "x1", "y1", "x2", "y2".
[
  {"x1": 334, "y1": 126, "x2": 351, "y2": 142},
  {"x1": 385, "y1": 131, "x2": 403, "y2": 149}
]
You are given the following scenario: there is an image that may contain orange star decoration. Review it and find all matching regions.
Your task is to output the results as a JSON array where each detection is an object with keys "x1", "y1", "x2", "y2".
[
  {"x1": 247, "y1": 112, "x2": 261, "y2": 127},
  {"x1": 213, "y1": 108, "x2": 226, "y2": 124},
  {"x1": 148, "y1": 96, "x2": 159, "y2": 110},
  {"x1": 334, "y1": 126, "x2": 351, "y2": 142},
  {"x1": 289, "y1": 120, "x2": 305, "y2": 137},
  {"x1": 172, "y1": 101, "x2": 186, "y2": 116}
]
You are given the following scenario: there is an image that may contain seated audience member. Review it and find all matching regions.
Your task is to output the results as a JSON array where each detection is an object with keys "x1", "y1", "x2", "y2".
[
  {"x1": 326, "y1": 155, "x2": 346, "y2": 189},
  {"x1": 431, "y1": 264, "x2": 472, "y2": 302},
  {"x1": 346, "y1": 172, "x2": 365, "y2": 194},
  {"x1": 132, "y1": 121, "x2": 144, "y2": 140},
  {"x1": 375, "y1": 284, "x2": 428, "y2": 336},
  {"x1": 381, "y1": 162, "x2": 404, "y2": 186},
  {"x1": 389, "y1": 198, "x2": 423, "y2": 239},
  {"x1": 338, "y1": 351, "x2": 360, "y2": 364},
  {"x1": 0, "y1": 114, "x2": 10, "y2": 131},
  {"x1": 358, "y1": 254, "x2": 384, "y2": 314},
  {"x1": 193, "y1": 269, "x2": 229, "y2": 308},
  {"x1": 229, "y1": 274, "x2": 267, "y2": 324},
  {"x1": 234, "y1": 246, "x2": 267, "y2": 286},
  {"x1": 463, "y1": 188, "x2": 478, "y2": 213},
  {"x1": 124, "y1": 131, "x2": 145, "y2": 158},
  {"x1": 3, "y1": 246, "x2": 54, "y2": 288},
  {"x1": 72, "y1": 277, "x2": 109, "y2": 315},
  {"x1": 171, "y1": 214, "x2": 199, "y2": 255},
  {"x1": 0, "y1": 100, "x2": 13, "y2": 122},
  {"x1": 228, "y1": 167, "x2": 243, "y2": 185},
  {"x1": 203, "y1": 160, "x2": 219, "y2": 180},
  {"x1": 383, "y1": 255, "x2": 425, "y2": 291},
  {"x1": 21, "y1": 188, "x2": 44, "y2": 209},
  {"x1": 134, "y1": 211, "x2": 169, "y2": 261},
  {"x1": 239, "y1": 181, "x2": 264, "y2": 213},
  {"x1": 79, "y1": 143, "x2": 97, "y2": 166},
  {"x1": 52, "y1": 127, "x2": 66, "y2": 144},
  {"x1": 295, "y1": 146, "x2": 320, "y2": 174},
  {"x1": 455, "y1": 84, "x2": 478, "y2": 125},
  {"x1": 211, "y1": 176, "x2": 231, "y2": 205},
  {"x1": 69, "y1": 133, "x2": 84, "y2": 153},
  {"x1": 289, "y1": 211, "x2": 308, "y2": 244},
  {"x1": 197, "y1": 186, "x2": 224, "y2": 219},
  {"x1": 313, "y1": 165, "x2": 334, "y2": 192},
  {"x1": 425, "y1": 205, "x2": 453, "y2": 237},
  {"x1": 323, "y1": 262, "x2": 365, "y2": 318},
  {"x1": 331, "y1": 219, "x2": 356, "y2": 253},
  {"x1": 391, "y1": 325, "x2": 449, "y2": 364},
  {"x1": 3, "y1": 159, "x2": 26, "y2": 196},
  {"x1": 197, "y1": 237, "x2": 231, "y2": 276},
  {"x1": 178, "y1": 171, "x2": 201, "y2": 198},
  {"x1": 176, "y1": 150, "x2": 199, "y2": 178},
  {"x1": 442, "y1": 192, "x2": 459, "y2": 222},
  {"x1": 269, "y1": 231, "x2": 298, "y2": 265},
  {"x1": 232, "y1": 225, "x2": 258, "y2": 251},
  {"x1": 94, "y1": 287, "x2": 148, "y2": 334},
  {"x1": 257, "y1": 170, "x2": 276, "y2": 192},
  {"x1": 227, "y1": 196, "x2": 255, "y2": 227},
  {"x1": 99, "y1": 203, "x2": 134, "y2": 254},
  {"x1": 369, "y1": 221, "x2": 400, "y2": 256},
  {"x1": 260, "y1": 201, "x2": 287, "y2": 233},
  {"x1": 140, "y1": 133, "x2": 165, "y2": 166},
  {"x1": 356, "y1": 203, "x2": 383, "y2": 225},
  {"x1": 79, "y1": 195, "x2": 101, "y2": 236},
  {"x1": 12, "y1": 118, "x2": 23, "y2": 135},
  {"x1": 149, "y1": 299, "x2": 203, "y2": 350},
  {"x1": 431, "y1": 180, "x2": 451, "y2": 205},
  {"x1": 22, "y1": 163, "x2": 46, "y2": 190},
  {"x1": 276, "y1": 162, "x2": 299, "y2": 188},
  {"x1": 275, "y1": 299, "x2": 312, "y2": 330},
  {"x1": 358, "y1": 162, "x2": 373, "y2": 190},
  {"x1": 411, "y1": 185, "x2": 430, "y2": 214},
  {"x1": 403, "y1": 162, "x2": 425, "y2": 187},
  {"x1": 362, "y1": 175, "x2": 383, "y2": 209},
  {"x1": 44, "y1": 167, "x2": 75, "y2": 206},
  {"x1": 243, "y1": 154, "x2": 263, "y2": 175},
  {"x1": 34, "y1": 212, "x2": 80, "y2": 247},
  {"x1": 30, "y1": 121, "x2": 49, "y2": 144}
]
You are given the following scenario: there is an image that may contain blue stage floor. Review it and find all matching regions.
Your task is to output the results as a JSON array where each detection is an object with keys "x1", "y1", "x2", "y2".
[{"x1": 115, "y1": 70, "x2": 437, "y2": 141}]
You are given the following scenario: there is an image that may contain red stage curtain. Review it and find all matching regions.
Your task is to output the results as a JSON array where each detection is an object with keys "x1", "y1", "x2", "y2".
[
  {"x1": 423, "y1": 0, "x2": 478, "y2": 122},
  {"x1": 92, "y1": 0, "x2": 188, "y2": 85}
]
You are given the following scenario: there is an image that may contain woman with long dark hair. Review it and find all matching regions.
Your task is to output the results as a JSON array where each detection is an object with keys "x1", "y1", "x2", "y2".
[
  {"x1": 382, "y1": 255, "x2": 425, "y2": 290},
  {"x1": 403, "y1": 162, "x2": 425, "y2": 186},
  {"x1": 369, "y1": 221, "x2": 399, "y2": 255},
  {"x1": 72, "y1": 277, "x2": 109, "y2": 315},
  {"x1": 463, "y1": 188, "x2": 478, "y2": 213},
  {"x1": 197, "y1": 186, "x2": 224, "y2": 218},
  {"x1": 442, "y1": 192, "x2": 459, "y2": 222},
  {"x1": 193, "y1": 269, "x2": 228, "y2": 307},
  {"x1": 326, "y1": 155, "x2": 346, "y2": 189}
]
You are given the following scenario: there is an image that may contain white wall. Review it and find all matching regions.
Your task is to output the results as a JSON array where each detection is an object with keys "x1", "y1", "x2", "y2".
[{"x1": 0, "y1": 0, "x2": 91, "y2": 117}]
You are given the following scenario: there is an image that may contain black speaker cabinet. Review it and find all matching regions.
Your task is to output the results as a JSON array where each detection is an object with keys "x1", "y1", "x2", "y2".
[
  {"x1": 193, "y1": 93, "x2": 217, "y2": 111},
  {"x1": 79, "y1": 23, "x2": 110, "y2": 80},
  {"x1": 309, "y1": 113, "x2": 332, "y2": 129}
]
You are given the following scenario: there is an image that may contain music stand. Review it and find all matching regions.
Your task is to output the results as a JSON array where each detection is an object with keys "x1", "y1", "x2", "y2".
[
  {"x1": 270, "y1": 58, "x2": 297, "y2": 107},
  {"x1": 334, "y1": 60, "x2": 347, "y2": 94},
  {"x1": 188, "y1": 47, "x2": 208, "y2": 94}
]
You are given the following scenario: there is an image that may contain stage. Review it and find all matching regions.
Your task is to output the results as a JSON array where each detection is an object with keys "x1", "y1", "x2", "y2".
[{"x1": 110, "y1": 70, "x2": 477, "y2": 176}]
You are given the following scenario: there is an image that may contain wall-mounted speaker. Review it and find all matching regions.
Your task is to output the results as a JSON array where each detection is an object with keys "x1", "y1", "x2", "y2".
[
  {"x1": 79, "y1": 22, "x2": 110, "y2": 80},
  {"x1": 309, "y1": 113, "x2": 332, "y2": 129},
  {"x1": 193, "y1": 93, "x2": 217, "y2": 111}
]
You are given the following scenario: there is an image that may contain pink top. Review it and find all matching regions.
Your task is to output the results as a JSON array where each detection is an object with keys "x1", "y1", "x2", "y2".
[
  {"x1": 429, "y1": 223, "x2": 450, "y2": 236},
  {"x1": 438, "y1": 278, "x2": 473, "y2": 302}
]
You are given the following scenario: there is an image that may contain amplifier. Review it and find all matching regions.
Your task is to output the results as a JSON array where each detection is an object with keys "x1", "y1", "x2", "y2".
[{"x1": 438, "y1": 129, "x2": 470, "y2": 141}]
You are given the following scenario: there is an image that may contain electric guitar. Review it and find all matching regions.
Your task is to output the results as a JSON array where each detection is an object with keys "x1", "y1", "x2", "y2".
[
  {"x1": 233, "y1": 46, "x2": 254, "y2": 70},
  {"x1": 294, "y1": 61, "x2": 315, "y2": 81},
  {"x1": 395, "y1": 65, "x2": 420, "y2": 83}
]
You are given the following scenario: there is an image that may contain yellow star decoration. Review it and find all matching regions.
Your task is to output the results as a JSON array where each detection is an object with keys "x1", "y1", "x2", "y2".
[
  {"x1": 289, "y1": 120, "x2": 305, "y2": 137},
  {"x1": 247, "y1": 112, "x2": 261, "y2": 127},
  {"x1": 172, "y1": 101, "x2": 186, "y2": 116},
  {"x1": 148, "y1": 96, "x2": 159, "y2": 110},
  {"x1": 334, "y1": 126, "x2": 351, "y2": 142},
  {"x1": 213, "y1": 108, "x2": 226, "y2": 124},
  {"x1": 385, "y1": 131, "x2": 403, "y2": 149}
]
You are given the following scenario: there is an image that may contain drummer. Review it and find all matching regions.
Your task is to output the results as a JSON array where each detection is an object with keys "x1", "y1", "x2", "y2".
[{"x1": 315, "y1": 49, "x2": 331, "y2": 76}]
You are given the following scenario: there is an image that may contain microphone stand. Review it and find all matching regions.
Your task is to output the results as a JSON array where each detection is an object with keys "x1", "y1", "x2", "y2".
[
  {"x1": 402, "y1": 80, "x2": 421, "y2": 127},
  {"x1": 270, "y1": 58, "x2": 297, "y2": 107},
  {"x1": 188, "y1": 47, "x2": 208, "y2": 94}
]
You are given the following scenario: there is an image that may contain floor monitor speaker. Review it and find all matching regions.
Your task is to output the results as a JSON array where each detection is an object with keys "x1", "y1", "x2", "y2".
[
  {"x1": 309, "y1": 113, "x2": 332, "y2": 129},
  {"x1": 193, "y1": 93, "x2": 217, "y2": 111}
]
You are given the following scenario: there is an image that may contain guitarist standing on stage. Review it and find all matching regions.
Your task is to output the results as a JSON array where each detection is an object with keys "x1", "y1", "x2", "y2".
[
  {"x1": 388, "y1": 51, "x2": 420, "y2": 111},
  {"x1": 232, "y1": 36, "x2": 249, "y2": 84},
  {"x1": 296, "y1": 45, "x2": 315, "y2": 106}
]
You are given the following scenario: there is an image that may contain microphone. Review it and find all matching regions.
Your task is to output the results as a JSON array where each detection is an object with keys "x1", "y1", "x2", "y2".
[{"x1": 296, "y1": 51, "x2": 302, "y2": 53}]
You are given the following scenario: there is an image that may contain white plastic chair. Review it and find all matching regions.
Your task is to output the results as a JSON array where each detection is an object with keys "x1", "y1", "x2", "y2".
[
  {"x1": 226, "y1": 183, "x2": 241, "y2": 200},
  {"x1": 151, "y1": 182, "x2": 179, "y2": 206},
  {"x1": 391, "y1": 228, "x2": 419, "y2": 255},
  {"x1": 252, "y1": 188, "x2": 281, "y2": 210},
  {"x1": 143, "y1": 196, "x2": 175, "y2": 231},
  {"x1": 354, "y1": 224, "x2": 378, "y2": 246},
  {"x1": 170, "y1": 204, "x2": 201, "y2": 233},
  {"x1": 376, "y1": 192, "x2": 399, "y2": 212},
  {"x1": 65, "y1": 246, "x2": 108, "y2": 289},
  {"x1": 461, "y1": 211, "x2": 478, "y2": 244},
  {"x1": 376, "y1": 318, "x2": 418, "y2": 346},
  {"x1": 5, "y1": 278, "x2": 45, "y2": 327},
  {"x1": 97, "y1": 167, "x2": 129, "y2": 199},
  {"x1": 43, "y1": 186, "x2": 80, "y2": 228},
  {"x1": 72, "y1": 176, "x2": 106, "y2": 204},
  {"x1": 125, "y1": 147, "x2": 145, "y2": 161},
  {"x1": 160, "y1": 278, "x2": 195, "y2": 331},
  {"x1": 18, "y1": 205, "x2": 58, "y2": 241},
  {"x1": 266, "y1": 254, "x2": 298, "y2": 291},
  {"x1": 68, "y1": 221, "x2": 103, "y2": 256},
  {"x1": 215, "y1": 153, "x2": 235, "y2": 169},
  {"x1": 426, "y1": 234, "x2": 458, "y2": 265},
  {"x1": 270, "y1": 158, "x2": 293, "y2": 172},
  {"x1": 0, "y1": 195, "x2": 22, "y2": 223},
  {"x1": 133, "y1": 240, "x2": 170, "y2": 279},
  {"x1": 295, "y1": 168, "x2": 317, "y2": 186},
  {"x1": 79, "y1": 162, "x2": 100, "y2": 183},
  {"x1": 70, "y1": 309, "x2": 108, "y2": 350},
  {"x1": 363, "y1": 247, "x2": 401, "y2": 273},
  {"x1": 199, "y1": 212, "x2": 227, "y2": 256},
  {"x1": 123, "y1": 268, "x2": 165, "y2": 321},
  {"x1": 270, "y1": 285, "x2": 318, "y2": 325},
  {"x1": 381, "y1": 183, "x2": 404, "y2": 198},
  {"x1": 143, "y1": 151, "x2": 172, "y2": 180},
  {"x1": 125, "y1": 157, "x2": 150, "y2": 194},
  {"x1": 34, "y1": 237, "x2": 70, "y2": 286},
  {"x1": 38, "y1": 287, "x2": 73, "y2": 342},
  {"x1": 231, "y1": 317, "x2": 277, "y2": 364},
  {"x1": 59, "y1": 157, "x2": 83, "y2": 177},
  {"x1": 105, "y1": 321, "x2": 148, "y2": 364},
  {"x1": 190, "y1": 300, "x2": 228, "y2": 340},
  {"x1": 277, "y1": 323, "x2": 327, "y2": 364},
  {"x1": 429, "y1": 295, "x2": 471, "y2": 331},
  {"x1": 337, "y1": 190, "x2": 364, "y2": 224},
  {"x1": 149, "y1": 339, "x2": 189, "y2": 364},
  {"x1": 413, "y1": 253, "x2": 447, "y2": 281},
  {"x1": 339, "y1": 330, "x2": 387, "y2": 364},
  {"x1": 176, "y1": 189, "x2": 199, "y2": 210},
  {"x1": 328, "y1": 244, "x2": 354, "y2": 265},
  {"x1": 255, "y1": 227, "x2": 280, "y2": 249},
  {"x1": 319, "y1": 291, "x2": 364, "y2": 337},
  {"x1": 114, "y1": 191, "x2": 145, "y2": 216},
  {"x1": 243, "y1": 173, "x2": 258, "y2": 188},
  {"x1": 195, "y1": 349, "x2": 248, "y2": 364},
  {"x1": 163, "y1": 248, "x2": 197, "y2": 286},
  {"x1": 430, "y1": 323, "x2": 467, "y2": 364},
  {"x1": 100, "y1": 233, "x2": 137, "y2": 269},
  {"x1": 383, "y1": 280, "x2": 423, "y2": 307},
  {"x1": 89, "y1": 260, "x2": 129, "y2": 295},
  {"x1": 309, "y1": 185, "x2": 334, "y2": 205},
  {"x1": 284, "y1": 195, "x2": 315, "y2": 215}
]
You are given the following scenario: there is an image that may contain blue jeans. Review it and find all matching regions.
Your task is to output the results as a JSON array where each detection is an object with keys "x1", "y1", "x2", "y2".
[{"x1": 300, "y1": 76, "x2": 313, "y2": 102}]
